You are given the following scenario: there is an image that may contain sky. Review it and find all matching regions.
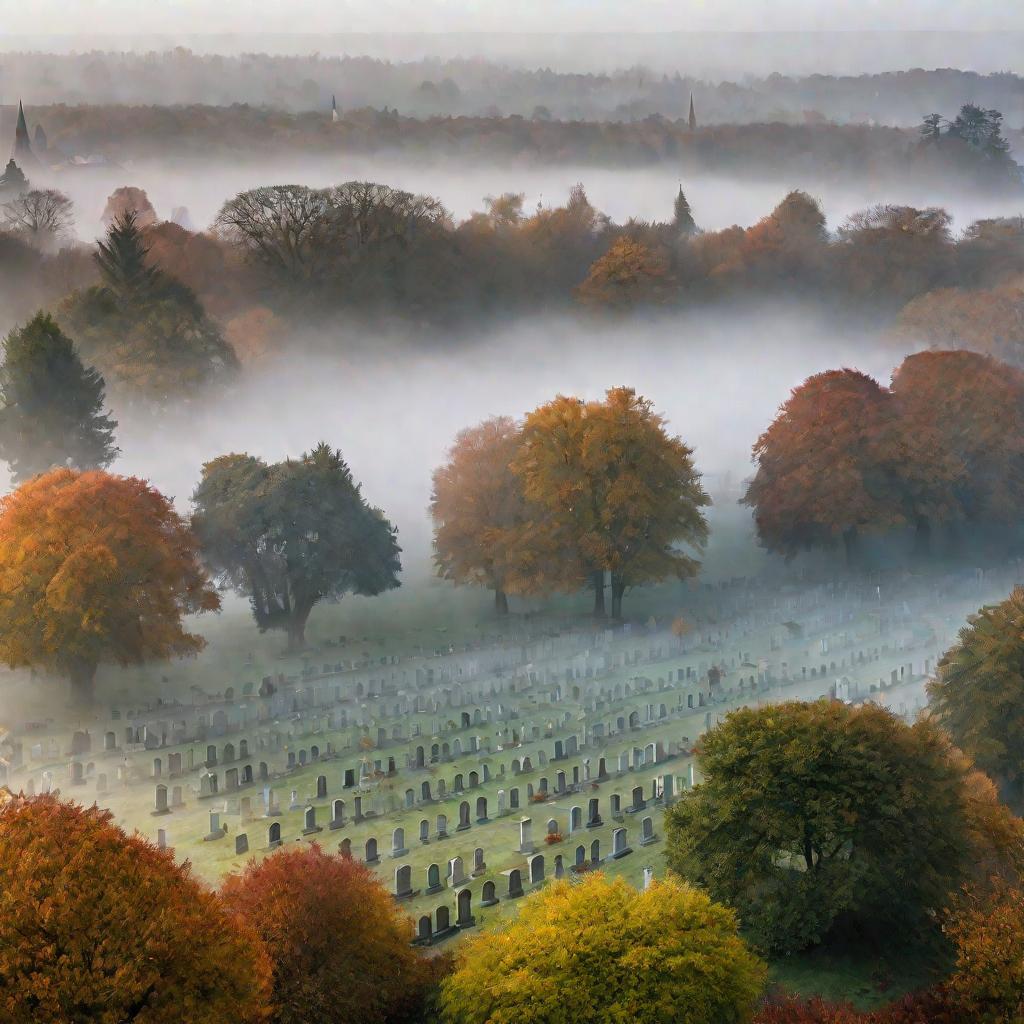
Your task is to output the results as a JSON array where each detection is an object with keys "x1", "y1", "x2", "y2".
[{"x1": 1, "y1": 0, "x2": 1022, "y2": 36}]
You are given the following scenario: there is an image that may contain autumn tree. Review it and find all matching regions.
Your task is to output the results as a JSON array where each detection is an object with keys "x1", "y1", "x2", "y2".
[
  {"x1": 0, "y1": 468, "x2": 219, "y2": 703},
  {"x1": 220, "y1": 845, "x2": 432, "y2": 1024},
  {"x1": 513, "y1": 387, "x2": 709, "y2": 618},
  {"x1": 835, "y1": 205, "x2": 955, "y2": 306},
  {"x1": 665, "y1": 701, "x2": 1010, "y2": 955},
  {"x1": 430, "y1": 416, "x2": 528, "y2": 613},
  {"x1": 890, "y1": 350, "x2": 1024, "y2": 543},
  {"x1": 576, "y1": 236, "x2": 675, "y2": 309},
  {"x1": 0, "y1": 312, "x2": 117, "y2": 482},
  {"x1": 740, "y1": 189, "x2": 828, "y2": 286},
  {"x1": 1, "y1": 188, "x2": 74, "y2": 251},
  {"x1": 0, "y1": 793, "x2": 271, "y2": 1023},
  {"x1": 744, "y1": 370, "x2": 903, "y2": 564},
  {"x1": 60, "y1": 212, "x2": 238, "y2": 403},
  {"x1": 440, "y1": 874, "x2": 766, "y2": 1024},
  {"x1": 192, "y1": 443, "x2": 401, "y2": 651},
  {"x1": 895, "y1": 285, "x2": 1024, "y2": 365},
  {"x1": 928, "y1": 587, "x2": 1024, "y2": 810},
  {"x1": 945, "y1": 885, "x2": 1024, "y2": 1023},
  {"x1": 101, "y1": 185, "x2": 158, "y2": 227}
]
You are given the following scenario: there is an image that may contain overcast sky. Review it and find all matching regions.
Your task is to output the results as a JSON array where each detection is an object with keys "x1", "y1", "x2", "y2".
[{"x1": 1, "y1": 0, "x2": 1022, "y2": 35}]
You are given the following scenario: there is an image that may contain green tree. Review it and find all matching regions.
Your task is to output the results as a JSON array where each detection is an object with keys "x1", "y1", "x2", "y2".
[
  {"x1": 192, "y1": 444, "x2": 401, "y2": 651},
  {"x1": 665, "y1": 700, "x2": 995, "y2": 954},
  {"x1": 928, "y1": 587, "x2": 1024, "y2": 811},
  {"x1": 59, "y1": 213, "x2": 238, "y2": 404},
  {"x1": 440, "y1": 874, "x2": 766, "y2": 1024},
  {"x1": 673, "y1": 184, "x2": 698, "y2": 235},
  {"x1": 0, "y1": 312, "x2": 117, "y2": 482}
]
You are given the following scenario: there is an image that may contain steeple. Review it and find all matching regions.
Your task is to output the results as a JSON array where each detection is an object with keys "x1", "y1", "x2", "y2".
[
  {"x1": 331, "y1": 94, "x2": 339, "y2": 123},
  {"x1": 12, "y1": 101, "x2": 37, "y2": 165},
  {"x1": 688, "y1": 92, "x2": 697, "y2": 132}
]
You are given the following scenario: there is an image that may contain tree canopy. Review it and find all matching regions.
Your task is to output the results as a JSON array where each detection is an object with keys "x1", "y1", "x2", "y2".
[
  {"x1": 0, "y1": 312, "x2": 118, "y2": 482},
  {"x1": 220, "y1": 845, "x2": 432, "y2": 1024},
  {"x1": 743, "y1": 369, "x2": 902, "y2": 564},
  {"x1": 665, "y1": 700, "x2": 1018, "y2": 954},
  {"x1": 0, "y1": 793, "x2": 271, "y2": 1023},
  {"x1": 440, "y1": 873, "x2": 766, "y2": 1024},
  {"x1": 192, "y1": 443, "x2": 401, "y2": 650},
  {"x1": 59, "y1": 212, "x2": 238, "y2": 403},
  {"x1": 430, "y1": 416, "x2": 529, "y2": 614},
  {"x1": 0, "y1": 468, "x2": 219, "y2": 702},
  {"x1": 512, "y1": 386, "x2": 709, "y2": 617},
  {"x1": 928, "y1": 587, "x2": 1024, "y2": 810}
]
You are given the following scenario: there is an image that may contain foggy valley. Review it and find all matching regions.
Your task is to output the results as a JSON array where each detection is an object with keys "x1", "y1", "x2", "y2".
[{"x1": 3, "y1": 7, "x2": 1024, "y2": 1024}]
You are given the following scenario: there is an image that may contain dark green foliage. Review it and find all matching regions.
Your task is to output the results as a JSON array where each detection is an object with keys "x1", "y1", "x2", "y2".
[
  {"x1": 0, "y1": 159, "x2": 28, "y2": 197},
  {"x1": 93, "y1": 211, "x2": 164, "y2": 303},
  {"x1": 928, "y1": 587, "x2": 1024, "y2": 811},
  {"x1": 192, "y1": 443, "x2": 401, "y2": 650},
  {"x1": 59, "y1": 213, "x2": 237, "y2": 403},
  {"x1": 0, "y1": 312, "x2": 117, "y2": 482},
  {"x1": 665, "y1": 701, "x2": 979, "y2": 955},
  {"x1": 673, "y1": 186, "x2": 697, "y2": 235}
]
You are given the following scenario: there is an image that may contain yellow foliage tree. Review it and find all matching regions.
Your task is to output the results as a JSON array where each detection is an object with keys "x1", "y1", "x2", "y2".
[
  {"x1": 0, "y1": 468, "x2": 219, "y2": 703},
  {"x1": 513, "y1": 387, "x2": 709, "y2": 617},
  {"x1": 576, "y1": 236, "x2": 674, "y2": 309},
  {"x1": 439, "y1": 874, "x2": 766, "y2": 1024}
]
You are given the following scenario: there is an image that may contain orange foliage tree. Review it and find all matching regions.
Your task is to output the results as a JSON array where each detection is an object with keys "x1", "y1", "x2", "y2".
[
  {"x1": 220, "y1": 845, "x2": 434, "y2": 1024},
  {"x1": 576, "y1": 236, "x2": 674, "y2": 309},
  {"x1": 0, "y1": 468, "x2": 219, "y2": 703},
  {"x1": 430, "y1": 416, "x2": 528, "y2": 613},
  {"x1": 945, "y1": 885, "x2": 1024, "y2": 1023},
  {"x1": 890, "y1": 350, "x2": 1024, "y2": 540},
  {"x1": 0, "y1": 793, "x2": 271, "y2": 1023},
  {"x1": 743, "y1": 370, "x2": 904, "y2": 564},
  {"x1": 513, "y1": 387, "x2": 709, "y2": 618},
  {"x1": 895, "y1": 283, "x2": 1024, "y2": 366},
  {"x1": 739, "y1": 190, "x2": 828, "y2": 286}
]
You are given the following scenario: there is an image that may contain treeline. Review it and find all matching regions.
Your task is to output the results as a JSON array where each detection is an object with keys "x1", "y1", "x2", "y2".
[
  {"x1": 5, "y1": 175, "x2": 1024, "y2": 404},
  {"x1": 5, "y1": 51, "x2": 1024, "y2": 127},
  {"x1": 744, "y1": 350, "x2": 1024, "y2": 565},
  {"x1": 17, "y1": 101, "x2": 1023, "y2": 191}
]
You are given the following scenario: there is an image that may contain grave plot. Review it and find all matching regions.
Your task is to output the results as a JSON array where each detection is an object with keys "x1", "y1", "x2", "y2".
[{"x1": 1, "y1": 564, "x2": 1015, "y2": 943}]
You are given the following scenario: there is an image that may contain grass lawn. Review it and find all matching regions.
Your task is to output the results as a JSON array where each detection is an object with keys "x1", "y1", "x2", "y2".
[{"x1": 768, "y1": 945, "x2": 948, "y2": 1010}]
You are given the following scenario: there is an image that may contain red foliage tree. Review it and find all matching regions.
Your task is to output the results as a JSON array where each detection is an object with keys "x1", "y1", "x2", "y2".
[
  {"x1": 0, "y1": 793, "x2": 271, "y2": 1023},
  {"x1": 743, "y1": 369, "x2": 903, "y2": 564},
  {"x1": 220, "y1": 844, "x2": 435, "y2": 1024}
]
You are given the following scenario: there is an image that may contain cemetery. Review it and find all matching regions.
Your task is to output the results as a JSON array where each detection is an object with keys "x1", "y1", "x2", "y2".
[{"x1": 2, "y1": 562, "x2": 1011, "y2": 948}]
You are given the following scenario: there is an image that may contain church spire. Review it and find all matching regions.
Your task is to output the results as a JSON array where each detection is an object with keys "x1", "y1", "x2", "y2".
[
  {"x1": 688, "y1": 92, "x2": 697, "y2": 132},
  {"x1": 331, "y1": 94, "x2": 339, "y2": 123},
  {"x1": 12, "y1": 101, "x2": 37, "y2": 165}
]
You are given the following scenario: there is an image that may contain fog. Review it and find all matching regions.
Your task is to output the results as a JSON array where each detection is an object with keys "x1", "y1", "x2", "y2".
[
  {"x1": 36, "y1": 306, "x2": 902, "y2": 590},
  {"x1": 44, "y1": 156, "x2": 1024, "y2": 249}
]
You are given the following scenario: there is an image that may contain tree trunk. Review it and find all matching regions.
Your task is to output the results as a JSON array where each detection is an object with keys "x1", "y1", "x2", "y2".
[
  {"x1": 842, "y1": 527, "x2": 859, "y2": 569},
  {"x1": 610, "y1": 574, "x2": 626, "y2": 620},
  {"x1": 912, "y1": 515, "x2": 932, "y2": 560},
  {"x1": 68, "y1": 660, "x2": 98, "y2": 707},
  {"x1": 286, "y1": 605, "x2": 314, "y2": 653},
  {"x1": 494, "y1": 588, "x2": 509, "y2": 615},
  {"x1": 592, "y1": 571, "x2": 606, "y2": 618}
]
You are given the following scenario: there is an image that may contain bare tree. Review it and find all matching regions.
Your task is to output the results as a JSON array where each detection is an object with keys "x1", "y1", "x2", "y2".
[{"x1": 2, "y1": 188, "x2": 74, "y2": 250}]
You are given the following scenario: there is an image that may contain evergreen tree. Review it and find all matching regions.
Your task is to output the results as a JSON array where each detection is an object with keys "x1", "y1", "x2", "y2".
[
  {"x1": 0, "y1": 312, "x2": 118, "y2": 482},
  {"x1": 948, "y1": 104, "x2": 1012, "y2": 160},
  {"x1": 0, "y1": 159, "x2": 28, "y2": 197},
  {"x1": 94, "y1": 211, "x2": 164, "y2": 304},
  {"x1": 673, "y1": 185, "x2": 698, "y2": 235},
  {"x1": 919, "y1": 113, "x2": 945, "y2": 144}
]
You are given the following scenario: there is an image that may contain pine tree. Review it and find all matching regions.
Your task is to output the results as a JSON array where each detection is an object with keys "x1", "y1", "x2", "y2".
[
  {"x1": 0, "y1": 312, "x2": 118, "y2": 482},
  {"x1": 0, "y1": 159, "x2": 28, "y2": 196},
  {"x1": 673, "y1": 185, "x2": 697, "y2": 235},
  {"x1": 94, "y1": 211, "x2": 163, "y2": 304}
]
